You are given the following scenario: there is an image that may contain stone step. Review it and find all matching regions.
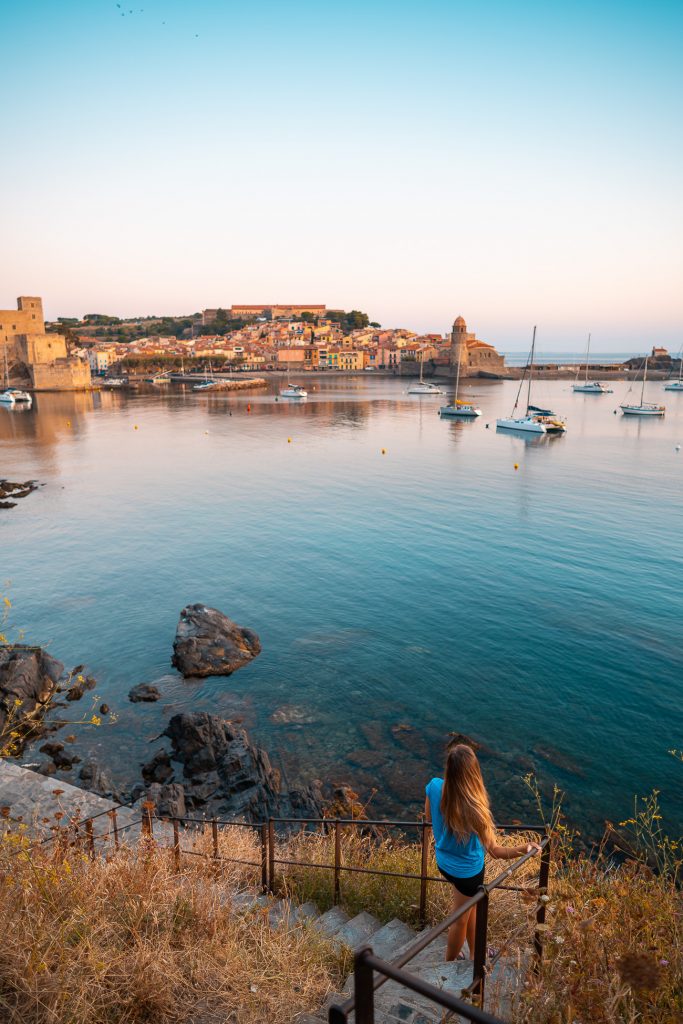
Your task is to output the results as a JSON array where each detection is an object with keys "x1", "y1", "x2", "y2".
[
  {"x1": 367, "y1": 917, "x2": 418, "y2": 960},
  {"x1": 228, "y1": 891, "x2": 269, "y2": 913},
  {"x1": 332, "y1": 911, "x2": 384, "y2": 951},
  {"x1": 313, "y1": 906, "x2": 351, "y2": 937}
]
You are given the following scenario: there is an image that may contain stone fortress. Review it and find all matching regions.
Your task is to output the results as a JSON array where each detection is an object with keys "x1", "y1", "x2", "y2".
[
  {"x1": 449, "y1": 316, "x2": 505, "y2": 375},
  {"x1": 0, "y1": 296, "x2": 91, "y2": 391}
]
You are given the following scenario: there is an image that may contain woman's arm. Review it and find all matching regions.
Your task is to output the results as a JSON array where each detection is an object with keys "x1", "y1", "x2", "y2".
[{"x1": 485, "y1": 837, "x2": 542, "y2": 860}]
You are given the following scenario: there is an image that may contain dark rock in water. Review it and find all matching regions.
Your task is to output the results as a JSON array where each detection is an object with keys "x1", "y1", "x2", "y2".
[
  {"x1": 171, "y1": 604, "x2": 261, "y2": 678},
  {"x1": 65, "y1": 684, "x2": 84, "y2": 702},
  {"x1": 162, "y1": 711, "x2": 322, "y2": 822},
  {"x1": 0, "y1": 646, "x2": 64, "y2": 746},
  {"x1": 79, "y1": 759, "x2": 122, "y2": 801},
  {"x1": 128, "y1": 683, "x2": 161, "y2": 703},
  {"x1": 141, "y1": 749, "x2": 174, "y2": 785},
  {"x1": 446, "y1": 732, "x2": 482, "y2": 752},
  {"x1": 39, "y1": 741, "x2": 65, "y2": 758},
  {"x1": 99, "y1": 704, "x2": 110, "y2": 715},
  {"x1": 0, "y1": 479, "x2": 39, "y2": 511},
  {"x1": 145, "y1": 782, "x2": 186, "y2": 819},
  {"x1": 37, "y1": 761, "x2": 57, "y2": 776},
  {"x1": 52, "y1": 749, "x2": 81, "y2": 770}
]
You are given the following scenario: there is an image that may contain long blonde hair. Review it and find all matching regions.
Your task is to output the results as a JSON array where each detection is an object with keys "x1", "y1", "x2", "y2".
[{"x1": 440, "y1": 744, "x2": 495, "y2": 846}]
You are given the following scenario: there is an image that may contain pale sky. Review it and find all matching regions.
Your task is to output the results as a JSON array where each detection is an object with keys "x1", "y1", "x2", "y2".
[{"x1": 1, "y1": 0, "x2": 681, "y2": 349}]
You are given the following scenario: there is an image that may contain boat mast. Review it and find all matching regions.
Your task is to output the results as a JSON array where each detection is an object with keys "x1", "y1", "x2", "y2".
[
  {"x1": 454, "y1": 344, "x2": 461, "y2": 403},
  {"x1": 419, "y1": 349, "x2": 424, "y2": 384},
  {"x1": 585, "y1": 333, "x2": 591, "y2": 384},
  {"x1": 526, "y1": 326, "x2": 537, "y2": 415},
  {"x1": 641, "y1": 356, "x2": 647, "y2": 405},
  {"x1": 2, "y1": 343, "x2": 8, "y2": 389}
]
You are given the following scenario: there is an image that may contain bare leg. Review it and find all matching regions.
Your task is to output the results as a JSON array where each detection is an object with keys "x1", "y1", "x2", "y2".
[
  {"x1": 445, "y1": 887, "x2": 471, "y2": 961},
  {"x1": 465, "y1": 904, "x2": 477, "y2": 958}
]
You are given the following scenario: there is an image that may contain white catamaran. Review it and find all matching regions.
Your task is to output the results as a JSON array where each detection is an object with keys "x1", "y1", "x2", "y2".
[
  {"x1": 621, "y1": 357, "x2": 665, "y2": 416},
  {"x1": 407, "y1": 350, "x2": 443, "y2": 395},
  {"x1": 572, "y1": 333, "x2": 613, "y2": 393},
  {"x1": 439, "y1": 343, "x2": 481, "y2": 418}
]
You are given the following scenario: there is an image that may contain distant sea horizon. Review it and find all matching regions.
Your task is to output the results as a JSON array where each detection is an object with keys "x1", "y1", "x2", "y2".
[{"x1": 501, "y1": 351, "x2": 645, "y2": 367}]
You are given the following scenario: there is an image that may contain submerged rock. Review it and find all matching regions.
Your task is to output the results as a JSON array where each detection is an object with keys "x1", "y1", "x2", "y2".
[
  {"x1": 78, "y1": 759, "x2": 122, "y2": 801},
  {"x1": 171, "y1": 604, "x2": 261, "y2": 678},
  {"x1": 161, "y1": 711, "x2": 322, "y2": 822},
  {"x1": 128, "y1": 683, "x2": 161, "y2": 703}
]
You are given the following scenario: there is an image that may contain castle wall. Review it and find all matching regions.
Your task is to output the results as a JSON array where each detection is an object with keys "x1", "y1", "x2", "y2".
[
  {"x1": 31, "y1": 359, "x2": 92, "y2": 391},
  {"x1": 0, "y1": 297, "x2": 45, "y2": 351},
  {"x1": 17, "y1": 332, "x2": 68, "y2": 364}
]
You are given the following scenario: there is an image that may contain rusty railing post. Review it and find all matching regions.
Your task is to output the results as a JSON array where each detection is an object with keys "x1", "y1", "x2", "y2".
[
  {"x1": 534, "y1": 836, "x2": 552, "y2": 965},
  {"x1": 334, "y1": 819, "x2": 341, "y2": 905},
  {"x1": 472, "y1": 887, "x2": 489, "y2": 1008},
  {"x1": 85, "y1": 818, "x2": 95, "y2": 858},
  {"x1": 354, "y1": 947, "x2": 375, "y2": 1024},
  {"x1": 260, "y1": 823, "x2": 268, "y2": 892},
  {"x1": 172, "y1": 818, "x2": 181, "y2": 872},
  {"x1": 419, "y1": 821, "x2": 429, "y2": 929},
  {"x1": 268, "y1": 818, "x2": 275, "y2": 893},
  {"x1": 211, "y1": 817, "x2": 219, "y2": 863},
  {"x1": 109, "y1": 808, "x2": 120, "y2": 851}
]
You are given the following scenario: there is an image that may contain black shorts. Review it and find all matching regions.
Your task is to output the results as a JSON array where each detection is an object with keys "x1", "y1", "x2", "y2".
[{"x1": 438, "y1": 865, "x2": 485, "y2": 898}]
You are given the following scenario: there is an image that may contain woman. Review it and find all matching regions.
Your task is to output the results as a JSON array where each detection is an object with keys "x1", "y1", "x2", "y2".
[{"x1": 425, "y1": 744, "x2": 541, "y2": 962}]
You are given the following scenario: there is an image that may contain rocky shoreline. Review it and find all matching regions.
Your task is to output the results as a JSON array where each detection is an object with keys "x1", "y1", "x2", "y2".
[
  {"x1": 0, "y1": 604, "x2": 364, "y2": 825},
  {"x1": 0, "y1": 479, "x2": 39, "y2": 511}
]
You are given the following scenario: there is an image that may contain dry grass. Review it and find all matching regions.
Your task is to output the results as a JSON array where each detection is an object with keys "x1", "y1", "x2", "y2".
[
  {"x1": 0, "y1": 825, "x2": 347, "y2": 1024},
  {"x1": 1, "y1": 800, "x2": 681, "y2": 1024}
]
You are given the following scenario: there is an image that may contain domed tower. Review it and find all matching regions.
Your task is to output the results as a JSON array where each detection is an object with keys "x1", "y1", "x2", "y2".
[{"x1": 450, "y1": 316, "x2": 468, "y2": 371}]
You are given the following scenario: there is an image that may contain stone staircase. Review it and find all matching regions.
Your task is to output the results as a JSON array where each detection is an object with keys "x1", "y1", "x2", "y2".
[{"x1": 230, "y1": 890, "x2": 525, "y2": 1024}]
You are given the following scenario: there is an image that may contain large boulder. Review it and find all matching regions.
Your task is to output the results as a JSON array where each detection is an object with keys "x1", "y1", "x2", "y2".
[
  {"x1": 0, "y1": 646, "x2": 64, "y2": 746},
  {"x1": 171, "y1": 604, "x2": 261, "y2": 678},
  {"x1": 161, "y1": 711, "x2": 322, "y2": 823}
]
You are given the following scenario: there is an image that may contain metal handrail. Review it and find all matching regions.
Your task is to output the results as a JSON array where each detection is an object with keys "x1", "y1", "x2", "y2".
[{"x1": 328, "y1": 834, "x2": 552, "y2": 1023}]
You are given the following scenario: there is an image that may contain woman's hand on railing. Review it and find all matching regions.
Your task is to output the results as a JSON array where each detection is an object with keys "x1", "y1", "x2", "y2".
[{"x1": 521, "y1": 842, "x2": 542, "y2": 855}]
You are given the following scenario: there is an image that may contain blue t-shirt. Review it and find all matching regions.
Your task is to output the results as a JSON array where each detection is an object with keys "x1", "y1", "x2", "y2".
[{"x1": 426, "y1": 777, "x2": 485, "y2": 878}]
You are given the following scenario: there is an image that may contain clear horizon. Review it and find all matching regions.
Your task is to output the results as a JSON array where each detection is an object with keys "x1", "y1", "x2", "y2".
[{"x1": 2, "y1": 0, "x2": 681, "y2": 350}]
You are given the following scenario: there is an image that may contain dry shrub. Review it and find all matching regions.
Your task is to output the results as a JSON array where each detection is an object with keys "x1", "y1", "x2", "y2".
[
  {"x1": 514, "y1": 853, "x2": 682, "y2": 1024},
  {"x1": 0, "y1": 825, "x2": 346, "y2": 1024}
]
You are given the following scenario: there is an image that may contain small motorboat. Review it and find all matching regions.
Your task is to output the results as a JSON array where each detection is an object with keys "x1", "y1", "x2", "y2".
[
  {"x1": 664, "y1": 380, "x2": 683, "y2": 392},
  {"x1": 408, "y1": 381, "x2": 444, "y2": 395},
  {"x1": 280, "y1": 384, "x2": 308, "y2": 398},
  {"x1": 0, "y1": 388, "x2": 32, "y2": 407},
  {"x1": 573, "y1": 381, "x2": 613, "y2": 393},
  {"x1": 193, "y1": 380, "x2": 217, "y2": 391}
]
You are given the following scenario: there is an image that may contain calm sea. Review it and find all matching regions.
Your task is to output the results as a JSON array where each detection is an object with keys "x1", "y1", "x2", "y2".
[{"x1": 2, "y1": 376, "x2": 682, "y2": 839}]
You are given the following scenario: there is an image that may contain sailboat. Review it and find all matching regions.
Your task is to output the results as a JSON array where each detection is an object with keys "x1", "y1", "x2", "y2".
[
  {"x1": 407, "y1": 350, "x2": 443, "y2": 394},
  {"x1": 0, "y1": 344, "x2": 32, "y2": 407},
  {"x1": 620, "y1": 357, "x2": 665, "y2": 415},
  {"x1": 664, "y1": 346, "x2": 683, "y2": 391},
  {"x1": 439, "y1": 344, "x2": 481, "y2": 418},
  {"x1": 280, "y1": 363, "x2": 307, "y2": 398},
  {"x1": 572, "y1": 334, "x2": 613, "y2": 393},
  {"x1": 497, "y1": 327, "x2": 565, "y2": 433}
]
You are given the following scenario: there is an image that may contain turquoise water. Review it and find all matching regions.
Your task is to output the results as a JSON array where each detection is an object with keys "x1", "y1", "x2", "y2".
[{"x1": 1, "y1": 376, "x2": 682, "y2": 838}]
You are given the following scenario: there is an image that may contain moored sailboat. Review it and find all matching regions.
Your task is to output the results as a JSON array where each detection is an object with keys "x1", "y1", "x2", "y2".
[
  {"x1": 497, "y1": 327, "x2": 565, "y2": 434},
  {"x1": 621, "y1": 357, "x2": 665, "y2": 415},
  {"x1": 572, "y1": 334, "x2": 613, "y2": 393},
  {"x1": 664, "y1": 346, "x2": 683, "y2": 391},
  {"x1": 439, "y1": 342, "x2": 481, "y2": 417},
  {"x1": 407, "y1": 350, "x2": 443, "y2": 394}
]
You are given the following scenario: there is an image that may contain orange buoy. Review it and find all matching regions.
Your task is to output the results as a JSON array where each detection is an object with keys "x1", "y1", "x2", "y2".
[
  {"x1": 247, "y1": 403, "x2": 251, "y2": 412},
  {"x1": 134, "y1": 425, "x2": 139, "y2": 430},
  {"x1": 287, "y1": 437, "x2": 292, "y2": 443},
  {"x1": 381, "y1": 448, "x2": 387, "y2": 454},
  {"x1": 66, "y1": 420, "x2": 71, "y2": 427},
  {"x1": 514, "y1": 463, "x2": 519, "y2": 470}
]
